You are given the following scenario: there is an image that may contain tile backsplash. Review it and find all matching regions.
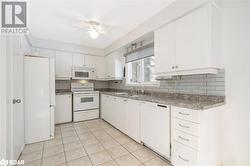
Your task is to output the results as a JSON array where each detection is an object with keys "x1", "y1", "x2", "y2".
[
  {"x1": 55, "y1": 80, "x2": 71, "y2": 90},
  {"x1": 108, "y1": 69, "x2": 225, "y2": 96}
]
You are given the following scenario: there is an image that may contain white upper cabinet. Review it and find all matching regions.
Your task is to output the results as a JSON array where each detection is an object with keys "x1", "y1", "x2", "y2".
[
  {"x1": 105, "y1": 51, "x2": 124, "y2": 80},
  {"x1": 155, "y1": 21, "x2": 176, "y2": 74},
  {"x1": 55, "y1": 51, "x2": 72, "y2": 78},
  {"x1": 72, "y1": 53, "x2": 85, "y2": 67},
  {"x1": 94, "y1": 56, "x2": 106, "y2": 79},
  {"x1": 84, "y1": 55, "x2": 95, "y2": 68},
  {"x1": 154, "y1": 3, "x2": 221, "y2": 76}
]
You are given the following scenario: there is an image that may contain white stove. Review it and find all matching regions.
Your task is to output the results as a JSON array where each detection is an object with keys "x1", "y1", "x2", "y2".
[{"x1": 71, "y1": 80, "x2": 99, "y2": 122}]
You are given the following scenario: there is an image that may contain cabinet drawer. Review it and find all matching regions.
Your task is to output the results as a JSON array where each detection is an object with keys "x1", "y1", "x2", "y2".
[
  {"x1": 172, "y1": 118, "x2": 199, "y2": 136},
  {"x1": 172, "y1": 141, "x2": 197, "y2": 166},
  {"x1": 173, "y1": 129, "x2": 198, "y2": 150},
  {"x1": 171, "y1": 107, "x2": 200, "y2": 123}
]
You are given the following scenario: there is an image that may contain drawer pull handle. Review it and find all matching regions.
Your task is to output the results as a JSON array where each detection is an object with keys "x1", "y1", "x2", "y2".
[
  {"x1": 178, "y1": 123, "x2": 190, "y2": 128},
  {"x1": 178, "y1": 155, "x2": 189, "y2": 162},
  {"x1": 178, "y1": 135, "x2": 189, "y2": 142},
  {"x1": 178, "y1": 112, "x2": 190, "y2": 116}
]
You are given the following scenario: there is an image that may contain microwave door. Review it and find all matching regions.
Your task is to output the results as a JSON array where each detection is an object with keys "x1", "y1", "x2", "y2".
[{"x1": 74, "y1": 71, "x2": 89, "y2": 79}]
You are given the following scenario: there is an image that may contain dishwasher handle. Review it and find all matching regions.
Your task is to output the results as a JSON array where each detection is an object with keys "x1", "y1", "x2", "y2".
[{"x1": 157, "y1": 104, "x2": 167, "y2": 108}]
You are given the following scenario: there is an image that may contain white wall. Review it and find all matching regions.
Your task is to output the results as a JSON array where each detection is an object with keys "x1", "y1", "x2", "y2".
[{"x1": 220, "y1": 1, "x2": 250, "y2": 165}]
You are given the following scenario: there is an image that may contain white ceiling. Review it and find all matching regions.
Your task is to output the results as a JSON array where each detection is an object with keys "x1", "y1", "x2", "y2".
[{"x1": 28, "y1": 0, "x2": 173, "y2": 49}]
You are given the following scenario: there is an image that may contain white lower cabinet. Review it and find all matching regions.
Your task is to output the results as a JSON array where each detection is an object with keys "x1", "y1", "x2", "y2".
[
  {"x1": 171, "y1": 106, "x2": 222, "y2": 166},
  {"x1": 55, "y1": 94, "x2": 72, "y2": 124},
  {"x1": 125, "y1": 99, "x2": 140, "y2": 142},
  {"x1": 101, "y1": 95, "x2": 141, "y2": 143},
  {"x1": 140, "y1": 102, "x2": 170, "y2": 158}
]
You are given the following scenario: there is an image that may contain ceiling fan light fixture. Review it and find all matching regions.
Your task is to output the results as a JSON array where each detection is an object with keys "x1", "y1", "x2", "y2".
[{"x1": 89, "y1": 30, "x2": 99, "y2": 39}]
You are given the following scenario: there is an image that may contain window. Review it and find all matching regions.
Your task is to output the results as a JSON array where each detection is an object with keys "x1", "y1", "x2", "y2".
[{"x1": 125, "y1": 44, "x2": 158, "y2": 86}]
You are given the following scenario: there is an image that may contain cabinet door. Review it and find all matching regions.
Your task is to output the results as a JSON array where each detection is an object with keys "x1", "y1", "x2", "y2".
[
  {"x1": 55, "y1": 94, "x2": 72, "y2": 124},
  {"x1": 55, "y1": 51, "x2": 72, "y2": 78},
  {"x1": 154, "y1": 21, "x2": 176, "y2": 74},
  {"x1": 115, "y1": 97, "x2": 127, "y2": 132},
  {"x1": 141, "y1": 102, "x2": 170, "y2": 158},
  {"x1": 72, "y1": 53, "x2": 84, "y2": 67},
  {"x1": 95, "y1": 56, "x2": 106, "y2": 79},
  {"x1": 101, "y1": 95, "x2": 108, "y2": 120},
  {"x1": 126, "y1": 99, "x2": 140, "y2": 142},
  {"x1": 175, "y1": 5, "x2": 208, "y2": 71},
  {"x1": 85, "y1": 55, "x2": 95, "y2": 68},
  {"x1": 105, "y1": 51, "x2": 124, "y2": 79}
]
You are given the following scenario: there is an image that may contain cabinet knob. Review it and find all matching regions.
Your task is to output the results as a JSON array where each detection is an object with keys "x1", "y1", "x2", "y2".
[
  {"x1": 176, "y1": 65, "x2": 178, "y2": 68},
  {"x1": 172, "y1": 66, "x2": 175, "y2": 69}
]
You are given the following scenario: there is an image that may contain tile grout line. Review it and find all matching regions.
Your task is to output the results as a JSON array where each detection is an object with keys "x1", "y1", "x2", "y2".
[
  {"x1": 100, "y1": 119, "x2": 144, "y2": 166},
  {"x1": 74, "y1": 122, "x2": 95, "y2": 166},
  {"x1": 60, "y1": 124, "x2": 69, "y2": 166},
  {"x1": 87, "y1": 120, "x2": 121, "y2": 166}
]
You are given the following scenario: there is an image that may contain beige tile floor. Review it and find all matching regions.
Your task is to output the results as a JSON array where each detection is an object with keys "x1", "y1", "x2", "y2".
[{"x1": 20, "y1": 119, "x2": 171, "y2": 166}]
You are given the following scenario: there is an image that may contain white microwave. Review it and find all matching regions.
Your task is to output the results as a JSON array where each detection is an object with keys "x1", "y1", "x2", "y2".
[{"x1": 72, "y1": 67, "x2": 96, "y2": 80}]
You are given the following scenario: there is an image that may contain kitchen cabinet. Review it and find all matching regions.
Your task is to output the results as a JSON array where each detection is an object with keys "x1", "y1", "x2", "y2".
[
  {"x1": 101, "y1": 95, "x2": 112, "y2": 123},
  {"x1": 55, "y1": 51, "x2": 72, "y2": 78},
  {"x1": 72, "y1": 53, "x2": 85, "y2": 67},
  {"x1": 115, "y1": 97, "x2": 127, "y2": 132},
  {"x1": 155, "y1": 21, "x2": 176, "y2": 75},
  {"x1": 154, "y1": 3, "x2": 220, "y2": 77},
  {"x1": 125, "y1": 99, "x2": 141, "y2": 142},
  {"x1": 55, "y1": 94, "x2": 72, "y2": 124},
  {"x1": 85, "y1": 55, "x2": 95, "y2": 68},
  {"x1": 94, "y1": 56, "x2": 106, "y2": 79},
  {"x1": 141, "y1": 102, "x2": 170, "y2": 158},
  {"x1": 171, "y1": 106, "x2": 222, "y2": 166},
  {"x1": 101, "y1": 94, "x2": 140, "y2": 143},
  {"x1": 105, "y1": 51, "x2": 124, "y2": 80}
]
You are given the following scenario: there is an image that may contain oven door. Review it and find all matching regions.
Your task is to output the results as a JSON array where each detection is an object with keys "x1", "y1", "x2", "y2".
[{"x1": 73, "y1": 93, "x2": 99, "y2": 111}]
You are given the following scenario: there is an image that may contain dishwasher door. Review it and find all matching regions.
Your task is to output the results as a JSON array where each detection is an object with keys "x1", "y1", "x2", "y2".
[{"x1": 141, "y1": 102, "x2": 170, "y2": 159}]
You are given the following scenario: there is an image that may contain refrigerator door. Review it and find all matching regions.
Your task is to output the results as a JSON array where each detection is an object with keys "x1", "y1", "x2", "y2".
[
  {"x1": 49, "y1": 58, "x2": 55, "y2": 138},
  {"x1": 24, "y1": 56, "x2": 50, "y2": 144}
]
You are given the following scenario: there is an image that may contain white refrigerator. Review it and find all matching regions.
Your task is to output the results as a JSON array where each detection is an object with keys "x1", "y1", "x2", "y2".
[{"x1": 24, "y1": 56, "x2": 55, "y2": 144}]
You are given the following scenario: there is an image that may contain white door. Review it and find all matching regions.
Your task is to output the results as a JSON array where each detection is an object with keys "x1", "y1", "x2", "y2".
[
  {"x1": 126, "y1": 99, "x2": 140, "y2": 142},
  {"x1": 55, "y1": 51, "x2": 72, "y2": 78},
  {"x1": 55, "y1": 94, "x2": 72, "y2": 124},
  {"x1": 175, "y1": 5, "x2": 208, "y2": 71},
  {"x1": 154, "y1": 21, "x2": 176, "y2": 74},
  {"x1": 12, "y1": 54, "x2": 24, "y2": 160},
  {"x1": 72, "y1": 53, "x2": 85, "y2": 67},
  {"x1": 24, "y1": 56, "x2": 51, "y2": 144}
]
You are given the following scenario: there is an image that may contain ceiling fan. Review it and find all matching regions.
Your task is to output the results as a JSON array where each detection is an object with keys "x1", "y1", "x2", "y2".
[{"x1": 81, "y1": 20, "x2": 108, "y2": 39}]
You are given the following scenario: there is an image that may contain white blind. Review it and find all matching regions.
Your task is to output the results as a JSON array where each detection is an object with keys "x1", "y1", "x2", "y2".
[{"x1": 125, "y1": 43, "x2": 154, "y2": 63}]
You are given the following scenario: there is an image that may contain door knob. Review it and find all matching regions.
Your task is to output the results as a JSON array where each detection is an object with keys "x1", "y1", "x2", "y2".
[{"x1": 13, "y1": 99, "x2": 21, "y2": 104}]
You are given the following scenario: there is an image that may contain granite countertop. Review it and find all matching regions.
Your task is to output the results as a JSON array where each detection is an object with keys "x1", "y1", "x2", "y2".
[{"x1": 100, "y1": 91, "x2": 225, "y2": 110}]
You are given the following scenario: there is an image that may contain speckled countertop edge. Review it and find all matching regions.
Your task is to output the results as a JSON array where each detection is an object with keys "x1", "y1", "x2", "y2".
[{"x1": 100, "y1": 91, "x2": 225, "y2": 110}]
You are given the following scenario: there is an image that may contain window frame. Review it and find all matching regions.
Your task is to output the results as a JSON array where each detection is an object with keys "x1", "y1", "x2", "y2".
[{"x1": 125, "y1": 57, "x2": 159, "y2": 87}]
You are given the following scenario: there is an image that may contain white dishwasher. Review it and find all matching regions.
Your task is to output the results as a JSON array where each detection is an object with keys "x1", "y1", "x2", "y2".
[
  {"x1": 55, "y1": 93, "x2": 72, "y2": 124},
  {"x1": 141, "y1": 102, "x2": 170, "y2": 159}
]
